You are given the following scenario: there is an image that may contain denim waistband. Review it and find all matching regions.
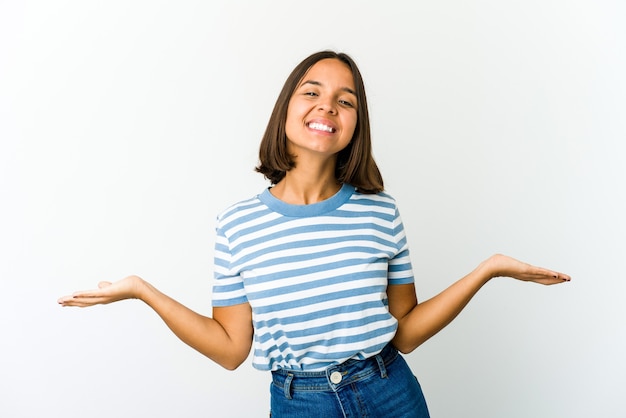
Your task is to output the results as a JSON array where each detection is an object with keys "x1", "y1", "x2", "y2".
[{"x1": 271, "y1": 344, "x2": 399, "y2": 397}]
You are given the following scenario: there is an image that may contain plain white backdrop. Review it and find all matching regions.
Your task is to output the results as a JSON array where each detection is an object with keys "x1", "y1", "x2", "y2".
[{"x1": 1, "y1": 1, "x2": 624, "y2": 417}]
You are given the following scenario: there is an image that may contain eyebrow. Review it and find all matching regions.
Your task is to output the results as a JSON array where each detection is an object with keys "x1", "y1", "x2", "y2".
[{"x1": 301, "y1": 80, "x2": 357, "y2": 96}]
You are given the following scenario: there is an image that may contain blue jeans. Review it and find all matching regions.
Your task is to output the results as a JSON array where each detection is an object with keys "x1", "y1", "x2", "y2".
[{"x1": 270, "y1": 344, "x2": 430, "y2": 417}]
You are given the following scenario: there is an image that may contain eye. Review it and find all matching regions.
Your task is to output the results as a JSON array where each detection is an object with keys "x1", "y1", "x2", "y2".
[
  {"x1": 338, "y1": 99, "x2": 355, "y2": 108},
  {"x1": 303, "y1": 91, "x2": 318, "y2": 97}
]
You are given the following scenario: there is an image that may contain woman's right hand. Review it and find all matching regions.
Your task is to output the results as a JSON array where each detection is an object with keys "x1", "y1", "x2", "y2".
[
  {"x1": 57, "y1": 275, "x2": 253, "y2": 369},
  {"x1": 57, "y1": 275, "x2": 145, "y2": 307}
]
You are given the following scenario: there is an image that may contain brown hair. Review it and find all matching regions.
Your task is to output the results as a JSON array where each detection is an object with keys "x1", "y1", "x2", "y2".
[{"x1": 255, "y1": 51, "x2": 384, "y2": 194}]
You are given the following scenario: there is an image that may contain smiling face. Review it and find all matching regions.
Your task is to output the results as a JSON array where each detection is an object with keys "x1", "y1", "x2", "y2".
[{"x1": 284, "y1": 58, "x2": 358, "y2": 162}]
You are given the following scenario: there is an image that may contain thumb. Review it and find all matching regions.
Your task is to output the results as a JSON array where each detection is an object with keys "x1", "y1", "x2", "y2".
[{"x1": 98, "y1": 281, "x2": 112, "y2": 289}]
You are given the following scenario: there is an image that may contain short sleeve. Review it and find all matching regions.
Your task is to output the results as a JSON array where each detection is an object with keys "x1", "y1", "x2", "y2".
[
  {"x1": 211, "y1": 222, "x2": 248, "y2": 307},
  {"x1": 387, "y1": 206, "x2": 415, "y2": 285}
]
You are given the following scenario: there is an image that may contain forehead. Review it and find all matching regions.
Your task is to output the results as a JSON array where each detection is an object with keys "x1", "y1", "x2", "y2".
[{"x1": 299, "y1": 58, "x2": 355, "y2": 90}]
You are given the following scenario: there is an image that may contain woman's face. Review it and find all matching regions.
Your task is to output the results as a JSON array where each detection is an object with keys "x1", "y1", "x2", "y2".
[{"x1": 284, "y1": 58, "x2": 358, "y2": 162}]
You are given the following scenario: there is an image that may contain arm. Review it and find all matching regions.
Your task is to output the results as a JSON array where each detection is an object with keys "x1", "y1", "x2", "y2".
[
  {"x1": 388, "y1": 254, "x2": 570, "y2": 354},
  {"x1": 58, "y1": 276, "x2": 253, "y2": 370}
]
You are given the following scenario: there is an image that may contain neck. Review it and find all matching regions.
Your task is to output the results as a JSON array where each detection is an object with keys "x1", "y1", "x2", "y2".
[{"x1": 271, "y1": 163, "x2": 341, "y2": 205}]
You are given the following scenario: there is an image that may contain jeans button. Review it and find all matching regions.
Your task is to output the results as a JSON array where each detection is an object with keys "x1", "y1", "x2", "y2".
[{"x1": 330, "y1": 371, "x2": 343, "y2": 384}]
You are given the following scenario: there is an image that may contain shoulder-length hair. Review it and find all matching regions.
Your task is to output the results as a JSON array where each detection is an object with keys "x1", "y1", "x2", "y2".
[{"x1": 255, "y1": 50, "x2": 384, "y2": 194}]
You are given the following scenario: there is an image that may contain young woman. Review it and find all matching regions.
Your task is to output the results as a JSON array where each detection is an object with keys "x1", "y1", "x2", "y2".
[{"x1": 58, "y1": 50, "x2": 570, "y2": 418}]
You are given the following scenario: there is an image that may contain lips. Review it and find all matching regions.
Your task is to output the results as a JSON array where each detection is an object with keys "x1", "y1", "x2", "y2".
[{"x1": 307, "y1": 121, "x2": 336, "y2": 133}]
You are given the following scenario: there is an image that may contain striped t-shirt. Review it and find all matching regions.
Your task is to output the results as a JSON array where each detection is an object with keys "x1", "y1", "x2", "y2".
[{"x1": 211, "y1": 183, "x2": 414, "y2": 371}]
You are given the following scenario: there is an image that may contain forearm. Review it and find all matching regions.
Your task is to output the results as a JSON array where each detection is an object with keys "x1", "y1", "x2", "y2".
[
  {"x1": 58, "y1": 275, "x2": 253, "y2": 369},
  {"x1": 138, "y1": 280, "x2": 252, "y2": 370},
  {"x1": 391, "y1": 253, "x2": 569, "y2": 353},
  {"x1": 392, "y1": 260, "x2": 492, "y2": 353}
]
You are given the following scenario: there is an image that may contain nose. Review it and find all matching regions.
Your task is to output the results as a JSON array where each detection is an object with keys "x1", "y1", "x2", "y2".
[{"x1": 318, "y1": 99, "x2": 337, "y2": 115}]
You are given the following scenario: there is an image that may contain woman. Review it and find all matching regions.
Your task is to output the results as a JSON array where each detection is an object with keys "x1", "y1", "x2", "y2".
[{"x1": 58, "y1": 50, "x2": 570, "y2": 417}]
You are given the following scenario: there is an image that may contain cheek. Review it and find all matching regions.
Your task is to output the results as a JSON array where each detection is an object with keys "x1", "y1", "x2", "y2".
[
  {"x1": 284, "y1": 112, "x2": 298, "y2": 139},
  {"x1": 285, "y1": 102, "x2": 305, "y2": 128},
  {"x1": 344, "y1": 115, "x2": 358, "y2": 139},
  {"x1": 284, "y1": 109, "x2": 298, "y2": 139}
]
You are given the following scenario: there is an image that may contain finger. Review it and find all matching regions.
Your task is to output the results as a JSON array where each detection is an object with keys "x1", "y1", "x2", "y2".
[
  {"x1": 57, "y1": 294, "x2": 87, "y2": 305},
  {"x1": 58, "y1": 299, "x2": 91, "y2": 307},
  {"x1": 57, "y1": 289, "x2": 107, "y2": 306},
  {"x1": 530, "y1": 265, "x2": 571, "y2": 282},
  {"x1": 58, "y1": 295, "x2": 110, "y2": 307},
  {"x1": 535, "y1": 278, "x2": 564, "y2": 286},
  {"x1": 71, "y1": 288, "x2": 111, "y2": 298},
  {"x1": 58, "y1": 297, "x2": 91, "y2": 307},
  {"x1": 530, "y1": 273, "x2": 571, "y2": 286},
  {"x1": 530, "y1": 265, "x2": 558, "y2": 277},
  {"x1": 57, "y1": 295, "x2": 72, "y2": 304},
  {"x1": 546, "y1": 270, "x2": 571, "y2": 282}
]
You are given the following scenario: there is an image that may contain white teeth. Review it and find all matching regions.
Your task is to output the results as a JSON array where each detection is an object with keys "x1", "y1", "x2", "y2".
[{"x1": 308, "y1": 122, "x2": 335, "y2": 133}]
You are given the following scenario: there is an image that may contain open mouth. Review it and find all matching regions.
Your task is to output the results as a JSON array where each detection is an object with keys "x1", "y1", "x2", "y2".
[{"x1": 307, "y1": 122, "x2": 336, "y2": 133}]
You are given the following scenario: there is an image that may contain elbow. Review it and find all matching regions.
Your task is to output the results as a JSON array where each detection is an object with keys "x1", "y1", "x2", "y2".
[
  {"x1": 392, "y1": 329, "x2": 425, "y2": 354},
  {"x1": 391, "y1": 335, "x2": 413, "y2": 354},
  {"x1": 221, "y1": 360, "x2": 245, "y2": 371},
  {"x1": 202, "y1": 347, "x2": 248, "y2": 371},
  {"x1": 396, "y1": 344, "x2": 413, "y2": 355},
  {"x1": 216, "y1": 353, "x2": 248, "y2": 371},
  {"x1": 214, "y1": 350, "x2": 249, "y2": 371},
  {"x1": 393, "y1": 339, "x2": 420, "y2": 355}
]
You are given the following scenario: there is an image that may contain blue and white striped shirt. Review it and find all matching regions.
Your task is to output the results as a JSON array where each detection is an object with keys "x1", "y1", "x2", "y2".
[{"x1": 212, "y1": 183, "x2": 414, "y2": 371}]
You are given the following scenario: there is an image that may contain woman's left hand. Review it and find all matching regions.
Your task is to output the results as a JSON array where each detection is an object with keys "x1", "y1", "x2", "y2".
[{"x1": 484, "y1": 254, "x2": 571, "y2": 285}]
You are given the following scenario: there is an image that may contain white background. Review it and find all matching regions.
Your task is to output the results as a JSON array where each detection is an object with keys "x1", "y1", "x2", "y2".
[{"x1": 1, "y1": 1, "x2": 624, "y2": 417}]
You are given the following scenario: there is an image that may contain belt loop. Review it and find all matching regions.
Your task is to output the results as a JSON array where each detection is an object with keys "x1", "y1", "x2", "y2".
[
  {"x1": 375, "y1": 354, "x2": 388, "y2": 379},
  {"x1": 284, "y1": 373, "x2": 294, "y2": 399}
]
